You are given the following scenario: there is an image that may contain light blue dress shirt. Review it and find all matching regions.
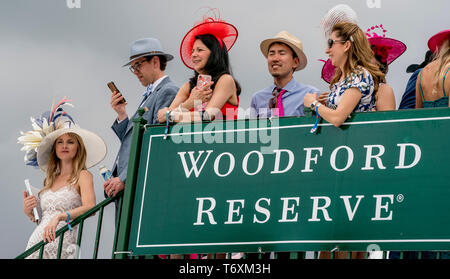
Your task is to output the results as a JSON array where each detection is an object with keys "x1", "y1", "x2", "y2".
[{"x1": 250, "y1": 78, "x2": 320, "y2": 118}]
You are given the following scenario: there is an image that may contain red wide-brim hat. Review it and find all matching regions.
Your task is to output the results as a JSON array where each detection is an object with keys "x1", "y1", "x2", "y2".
[
  {"x1": 320, "y1": 37, "x2": 406, "y2": 84},
  {"x1": 428, "y1": 29, "x2": 450, "y2": 54},
  {"x1": 180, "y1": 17, "x2": 238, "y2": 69}
]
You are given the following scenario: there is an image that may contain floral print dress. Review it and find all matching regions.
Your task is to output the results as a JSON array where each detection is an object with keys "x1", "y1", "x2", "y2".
[{"x1": 326, "y1": 66, "x2": 376, "y2": 112}]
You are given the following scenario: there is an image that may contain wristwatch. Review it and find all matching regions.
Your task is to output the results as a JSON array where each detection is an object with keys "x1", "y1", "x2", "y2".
[
  {"x1": 310, "y1": 100, "x2": 318, "y2": 110},
  {"x1": 167, "y1": 110, "x2": 175, "y2": 123}
]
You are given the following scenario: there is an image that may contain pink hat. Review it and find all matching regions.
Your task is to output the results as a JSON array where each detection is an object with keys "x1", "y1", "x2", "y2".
[
  {"x1": 428, "y1": 29, "x2": 450, "y2": 54},
  {"x1": 320, "y1": 24, "x2": 406, "y2": 83}
]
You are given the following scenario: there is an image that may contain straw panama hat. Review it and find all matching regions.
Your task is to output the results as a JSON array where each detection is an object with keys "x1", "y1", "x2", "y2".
[
  {"x1": 260, "y1": 31, "x2": 308, "y2": 71},
  {"x1": 37, "y1": 126, "x2": 107, "y2": 172}
]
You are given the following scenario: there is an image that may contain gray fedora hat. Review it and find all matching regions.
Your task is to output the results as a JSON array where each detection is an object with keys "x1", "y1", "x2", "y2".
[{"x1": 122, "y1": 38, "x2": 174, "y2": 67}]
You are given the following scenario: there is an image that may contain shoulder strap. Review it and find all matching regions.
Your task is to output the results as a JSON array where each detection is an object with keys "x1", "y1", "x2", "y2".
[
  {"x1": 418, "y1": 69, "x2": 426, "y2": 101},
  {"x1": 442, "y1": 67, "x2": 450, "y2": 96}
]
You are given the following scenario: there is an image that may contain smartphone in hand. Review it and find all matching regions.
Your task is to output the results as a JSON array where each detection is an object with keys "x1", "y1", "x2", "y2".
[
  {"x1": 196, "y1": 74, "x2": 212, "y2": 89},
  {"x1": 107, "y1": 81, "x2": 126, "y2": 104}
]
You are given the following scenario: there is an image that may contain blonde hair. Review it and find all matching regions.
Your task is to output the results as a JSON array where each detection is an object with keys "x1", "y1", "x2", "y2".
[
  {"x1": 40, "y1": 132, "x2": 87, "y2": 196},
  {"x1": 330, "y1": 22, "x2": 385, "y2": 93},
  {"x1": 433, "y1": 39, "x2": 450, "y2": 92}
]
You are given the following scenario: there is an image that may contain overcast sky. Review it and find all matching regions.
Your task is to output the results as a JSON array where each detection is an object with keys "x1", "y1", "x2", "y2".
[{"x1": 1, "y1": 0, "x2": 448, "y2": 258}]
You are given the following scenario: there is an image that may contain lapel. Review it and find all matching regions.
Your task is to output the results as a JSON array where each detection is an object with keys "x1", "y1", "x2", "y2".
[{"x1": 125, "y1": 76, "x2": 172, "y2": 134}]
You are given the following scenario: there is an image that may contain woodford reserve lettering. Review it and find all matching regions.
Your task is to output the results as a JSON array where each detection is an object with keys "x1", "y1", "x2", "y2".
[
  {"x1": 175, "y1": 143, "x2": 421, "y2": 227},
  {"x1": 177, "y1": 143, "x2": 421, "y2": 178},
  {"x1": 193, "y1": 194, "x2": 396, "y2": 226}
]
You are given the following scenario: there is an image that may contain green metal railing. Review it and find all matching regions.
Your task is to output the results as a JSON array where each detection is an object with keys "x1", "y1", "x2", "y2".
[{"x1": 16, "y1": 192, "x2": 123, "y2": 259}]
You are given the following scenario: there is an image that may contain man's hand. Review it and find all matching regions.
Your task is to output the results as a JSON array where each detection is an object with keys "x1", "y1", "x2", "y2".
[
  {"x1": 104, "y1": 177, "x2": 125, "y2": 197},
  {"x1": 110, "y1": 90, "x2": 128, "y2": 121}
]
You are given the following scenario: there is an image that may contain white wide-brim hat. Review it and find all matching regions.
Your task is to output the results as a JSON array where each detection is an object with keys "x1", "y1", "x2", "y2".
[
  {"x1": 37, "y1": 126, "x2": 107, "y2": 172},
  {"x1": 260, "y1": 31, "x2": 308, "y2": 71}
]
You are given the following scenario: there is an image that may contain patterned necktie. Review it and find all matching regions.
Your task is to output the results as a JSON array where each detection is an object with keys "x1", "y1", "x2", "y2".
[
  {"x1": 270, "y1": 87, "x2": 287, "y2": 117},
  {"x1": 143, "y1": 84, "x2": 153, "y2": 99},
  {"x1": 140, "y1": 84, "x2": 153, "y2": 107}
]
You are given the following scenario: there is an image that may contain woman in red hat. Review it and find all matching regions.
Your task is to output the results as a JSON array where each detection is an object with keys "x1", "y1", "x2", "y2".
[
  {"x1": 158, "y1": 15, "x2": 241, "y2": 123},
  {"x1": 416, "y1": 29, "x2": 450, "y2": 108}
]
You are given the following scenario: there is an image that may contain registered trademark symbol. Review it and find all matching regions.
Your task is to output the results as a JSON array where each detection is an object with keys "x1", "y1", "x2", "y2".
[{"x1": 396, "y1": 194, "x2": 404, "y2": 203}]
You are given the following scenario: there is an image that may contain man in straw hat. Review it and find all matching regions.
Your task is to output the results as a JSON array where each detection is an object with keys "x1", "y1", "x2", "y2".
[
  {"x1": 250, "y1": 31, "x2": 319, "y2": 119},
  {"x1": 104, "y1": 38, "x2": 178, "y2": 198}
]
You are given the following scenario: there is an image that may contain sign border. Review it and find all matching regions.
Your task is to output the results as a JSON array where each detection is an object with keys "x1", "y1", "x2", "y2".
[{"x1": 134, "y1": 115, "x2": 450, "y2": 249}]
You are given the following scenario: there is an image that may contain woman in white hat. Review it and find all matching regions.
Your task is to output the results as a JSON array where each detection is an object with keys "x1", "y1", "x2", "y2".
[{"x1": 19, "y1": 99, "x2": 106, "y2": 259}]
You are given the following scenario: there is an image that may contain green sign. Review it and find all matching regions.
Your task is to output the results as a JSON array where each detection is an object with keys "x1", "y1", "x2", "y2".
[{"x1": 127, "y1": 108, "x2": 450, "y2": 255}]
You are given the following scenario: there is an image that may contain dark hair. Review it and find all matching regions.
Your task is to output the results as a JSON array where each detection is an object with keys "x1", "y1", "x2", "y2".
[
  {"x1": 146, "y1": 55, "x2": 167, "y2": 71},
  {"x1": 188, "y1": 34, "x2": 241, "y2": 96},
  {"x1": 374, "y1": 54, "x2": 388, "y2": 81},
  {"x1": 269, "y1": 42, "x2": 298, "y2": 59}
]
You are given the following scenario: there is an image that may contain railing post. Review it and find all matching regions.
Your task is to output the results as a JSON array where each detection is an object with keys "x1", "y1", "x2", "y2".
[{"x1": 114, "y1": 108, "x2": 147, "y2": 259}]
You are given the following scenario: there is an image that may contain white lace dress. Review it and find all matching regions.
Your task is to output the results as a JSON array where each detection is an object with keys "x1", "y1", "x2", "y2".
[{"x1": 25, "y1": 185, "x2": 82, "y2": 259}]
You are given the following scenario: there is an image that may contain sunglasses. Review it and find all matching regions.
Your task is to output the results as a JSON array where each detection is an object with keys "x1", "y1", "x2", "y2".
[{"x1": 327, "y1": 39, "x2": 347, "y2": 49}]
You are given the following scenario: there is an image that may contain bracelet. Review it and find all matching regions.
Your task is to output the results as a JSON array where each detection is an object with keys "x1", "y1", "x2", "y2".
[
  {"x1": 201, "y1": 110, "x2": 211, "y2": 121},
  {"x1": 66, "y1": 211, "x2": 73, "y2": 233},
  {"x1": 310, "y1": 104, "x2": 321, "y2": 134},
  {"x1": 167, "y1": 110, "x2": 175, "y2": 123},
  {"x1": 164, "y1": 111, "x2": 171, "y2": 139}
]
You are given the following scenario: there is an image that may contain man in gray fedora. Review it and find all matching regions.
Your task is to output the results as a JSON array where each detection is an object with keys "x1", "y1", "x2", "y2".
[{"x1": 104, "y1": 38, "x2": 178, "y2": 198}]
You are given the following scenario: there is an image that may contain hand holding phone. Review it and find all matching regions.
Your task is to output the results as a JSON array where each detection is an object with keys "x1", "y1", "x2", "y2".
[
  {"x1": 107, "y1": 81, "x2": 126, "y2": 104},
  {"x1": 196, "y1": 74, "x2": 212, "y2": 89}
]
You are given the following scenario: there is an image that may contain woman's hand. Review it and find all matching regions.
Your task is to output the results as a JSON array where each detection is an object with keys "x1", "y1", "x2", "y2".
[
  {"x1": 318, "y1": 92, "x2": 329, "y2": 105},
  {"x1": 304, "y1": 92, "x2": 318, "y2": 109},
  {"x1": 43, "y1": 213, "x2": 64, "y2": 243},
  {"x1": 23, "y1": 191, "x2": 37, "y2": 221},
  {"x1": 157, "y1": 107, "x2": 170, "y2": 123},
  {"x1": 184, "y1": 82, "x2": 214, "y2": 110}
]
